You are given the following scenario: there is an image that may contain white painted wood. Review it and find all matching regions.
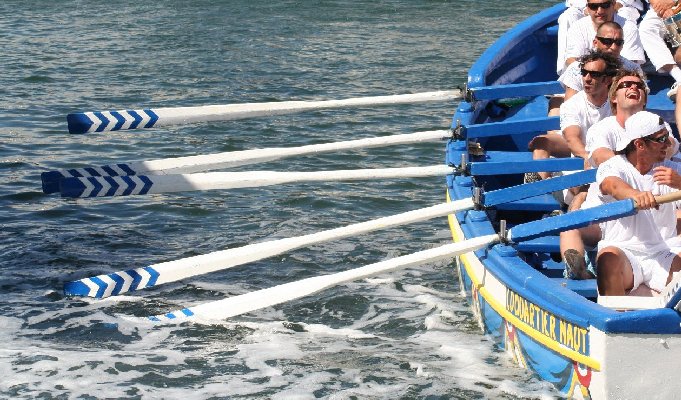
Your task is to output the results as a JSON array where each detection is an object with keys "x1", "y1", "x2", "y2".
[
  {"x1": 150, "y1": 91, "x2": 462, "y2": 128},
  {"x1": 66, "y1": 165, "x2": 455, "y2": 198},
  {"x1": 150, "y1": 234, "x2": 499, "y2": 321},
  {"x1": 123, "y1": 130, "x2": 448, "y2": 175},
  {"x1": 69, "y1": 199, "x2": 475, "y2": 297},
  {"x1": 597, "y1": 296, "x2": 662, "y2": 310}
]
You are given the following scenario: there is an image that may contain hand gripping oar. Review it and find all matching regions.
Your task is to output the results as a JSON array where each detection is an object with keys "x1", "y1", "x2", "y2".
[
  {"x1": 142, "y1": 195, "x2": 641, "y2": 323},
  {"x1": 58, "y1": 165, "x2": 455, "y2": 198},
  {"x1": 41, "y1": 130, "x2": 448, "y2": 194},
  {"x1": 64, "y1": 169, "x2": 596, "y2": 298},
  {"x1": 66, "y1": 91, "x2": 461, "y2": 134}
]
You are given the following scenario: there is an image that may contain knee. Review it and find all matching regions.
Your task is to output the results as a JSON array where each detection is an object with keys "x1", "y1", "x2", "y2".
[
  {"x1": 528, "y1": 135, "x2": 549, "y2": 151},
  {"x1": 597, "y1": 248, "x2": 623, "y2": 276}
]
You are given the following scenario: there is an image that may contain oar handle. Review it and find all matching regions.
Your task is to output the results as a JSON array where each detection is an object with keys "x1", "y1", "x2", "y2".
[{"x1": 654, "y1": 190, "x2": 681, "y2": 206}]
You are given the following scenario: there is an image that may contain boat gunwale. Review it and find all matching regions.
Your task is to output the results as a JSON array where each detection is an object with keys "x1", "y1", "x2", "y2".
[{"x1": 451, "y1": 2, "x2": 681, "y2": 335}]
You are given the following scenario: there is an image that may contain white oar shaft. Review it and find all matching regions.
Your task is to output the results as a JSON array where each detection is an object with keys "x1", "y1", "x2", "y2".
[
  {"x1": 148, "y1": 234, "x2": 499, "y2": 322},
  {"x1": 68, "y1": 91, "x2": 461, "y2": 134},
  {"x1": 60, "y1": 165, "x2": 455, "y2": 198},
  {"x1": 122, "y1": 130, "x2": 448, "y2": 175},
  {"x1": 64, "y1": 199, "x2": 475, "y2": 298},
  {"x1": 42, "y1": 130, "x2": 448, "y2": 194}
]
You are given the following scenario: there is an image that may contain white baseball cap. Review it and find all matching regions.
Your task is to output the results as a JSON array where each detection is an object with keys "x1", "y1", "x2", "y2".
[{"x1": 617, "y1": 111, "x2": 671, "y2": 152}]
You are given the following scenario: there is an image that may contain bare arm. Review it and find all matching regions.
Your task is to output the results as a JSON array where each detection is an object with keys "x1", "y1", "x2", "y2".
[
  {"x1": 600, "y1": 176, "x2": 658, "y2": 209},
  {"x1": 591, "y1": 148, "x2": 615, "y2": 166},
  {"x1": 564, "y1": 87, "x2": 578, "y2": 102},
  {"x1": 650, "y1": 0, "x2": 676, "y2": 16},
  {"x1": 563, "y1": 125, "x2": 588, "y2": 159}
]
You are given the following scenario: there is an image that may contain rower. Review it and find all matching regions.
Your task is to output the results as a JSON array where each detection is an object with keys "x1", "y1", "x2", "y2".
[
  {"x1": 526, "y1": 50, "x2": 619, "y2": 184},
  {"x1": 556, "y1": 0, "x2": 644, "y2": 75},
  {"x1": 639, "y1": 0, "x2": 681, "y2": 100},
  {"x1": 560, "y1": 21, "x2": 643, "y2": 101},
  {"x1": 564, "y1": 0, "x2": 645, "y2": 71},
  {"x1": 560, "y1": 69, "x2": 650, "y2": 279},
  {"x1": 594, "y1": 111, "x2": 681, "y2": 295}
]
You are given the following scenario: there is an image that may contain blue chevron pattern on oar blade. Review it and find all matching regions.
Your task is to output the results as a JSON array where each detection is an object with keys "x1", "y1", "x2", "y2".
[
  {"x1": 41, "y1": 163, "x2": 138, "y2": 194},
  {"x1": 60, "y1": 175, "x2": 154, "y2": 198},
  {"x1": 67, "y1": 109, "x2": 158, "y2": 134},
  {"x1": 64, "y1": 266, "x2": 161, "y2": 298}
]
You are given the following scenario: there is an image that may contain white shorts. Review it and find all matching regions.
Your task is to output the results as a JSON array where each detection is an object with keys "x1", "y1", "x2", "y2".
[{"x1": 620, "y1": 248, "x2": 676, "y2": 292}]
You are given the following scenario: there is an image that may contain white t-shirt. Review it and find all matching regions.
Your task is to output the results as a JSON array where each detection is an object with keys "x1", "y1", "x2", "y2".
[
  {"x1": 594, "y1": 155, "x2": 681, "y2": 253},
  {"x1": 565, "y1": 15, "x2": 645, "y2": 64},
  {"x1": 585, "y1": 116, "x2": 623, "y2": 165},
  {"x1": 585, "y1": 115, "x2": 680, "y2": 166},
  {"x1": 560, "y1": 91, "x2": 612, "y2": 151},
  {"x1": 558, "y1": 56, "x2": 643, "y2": 92}
]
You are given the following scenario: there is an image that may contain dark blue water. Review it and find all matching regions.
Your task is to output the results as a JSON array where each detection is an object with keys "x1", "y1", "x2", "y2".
[{"x1": 1, "y1": 1, "x2": 559, "y2": 398}]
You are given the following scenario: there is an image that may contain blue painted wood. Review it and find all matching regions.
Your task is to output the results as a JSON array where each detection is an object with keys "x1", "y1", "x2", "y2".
[
  {"x1": 470, "y1": 157, "x2": 583, "y2": 175},
  {"x1": 469, "y1": 81, "x2": 563, "y2": 101},
  {"x1": 483, "y1": 169, "x2": 596, "y2": 206},
  {"x1": 492, "y1": 194, "x2": 560, "y2": 212},
  {"x1": 550, "y1": 278, "x2": 598, "y2": 298},
  {"x1": 464, "y1": 116, "x2": 559, "y2": 139},
  {"x1": 510, "y1": 199, "x2": 637, "y2": 243},
  {"x1": 514, "y1": 235, "x2": 559, "y2": 253}
]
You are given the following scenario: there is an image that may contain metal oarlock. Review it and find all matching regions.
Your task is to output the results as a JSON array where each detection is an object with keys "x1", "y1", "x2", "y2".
[
  {"x1": 498, "y1": 219, "x2": 508, "y2": 244},
  {"x1": 473, "y1": 186, "x2": 482, "y2": 210}
]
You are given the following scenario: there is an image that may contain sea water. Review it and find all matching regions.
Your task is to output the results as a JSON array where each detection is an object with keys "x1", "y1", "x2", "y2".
[{"x1": 1, "y1": 0, "x2": 559, "y2": 398}]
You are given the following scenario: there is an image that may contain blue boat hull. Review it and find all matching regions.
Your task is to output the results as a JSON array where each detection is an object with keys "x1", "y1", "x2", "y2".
[{"x1": 448, "y1": 3, "x2": 681, "y2": 398}]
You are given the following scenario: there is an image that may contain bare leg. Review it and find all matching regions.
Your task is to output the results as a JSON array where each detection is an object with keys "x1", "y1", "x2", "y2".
[
  {"x1": 527, "y1": 134, "x2": 571, "y2": 180},
  {"x1": 597, "y1": 246, "x2": 635, "y2": 295}
]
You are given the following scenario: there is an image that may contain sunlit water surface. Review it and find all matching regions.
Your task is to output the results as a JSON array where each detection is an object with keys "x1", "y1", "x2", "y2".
[{"x1": 1, "y1": 1, "x2": 560, "y2": 398}]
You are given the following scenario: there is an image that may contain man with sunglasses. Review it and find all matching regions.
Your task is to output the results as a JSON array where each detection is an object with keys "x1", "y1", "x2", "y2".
[
  {"x1": 557, "y1": 1, "x2": 644, "y2": 75},
  {"x1": 528, "y1": 50, "x2": 619, "y2": 183},
  {"x1": 560, "y1": 71, "x2": 681, "y2": 280},
  {"x1": 564, "y1": 0, "x2": 645, "y2": 71},
  {"x1": 639, "y1": 0, "x2": 681, "y2": 100},
  {"x1": 560, "y1": 21, "x2": 643, "y2": 101},
  {"x1": 590, "y1": 111, "x2": 681, "y2": 295},
  {"x1": 561, "y1": 70, "x2": 649, "y2": 280}
]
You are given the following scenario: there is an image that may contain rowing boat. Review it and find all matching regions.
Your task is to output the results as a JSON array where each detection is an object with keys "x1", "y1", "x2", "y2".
[{"x1": 447, "y1": 3, "x2": 681, "y2": 398}]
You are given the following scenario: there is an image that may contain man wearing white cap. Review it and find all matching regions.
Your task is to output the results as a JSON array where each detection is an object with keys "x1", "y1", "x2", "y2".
[{"x1": 595, "y1": 110, "x2": 681, "y2": 295}]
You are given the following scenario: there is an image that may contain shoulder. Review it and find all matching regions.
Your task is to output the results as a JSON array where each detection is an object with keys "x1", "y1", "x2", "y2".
[{"x1": 597, "y1": 155, "x2": 629, "y2": 181}]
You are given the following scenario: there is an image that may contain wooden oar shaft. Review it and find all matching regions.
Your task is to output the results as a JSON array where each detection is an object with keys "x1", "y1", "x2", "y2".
[
  {"x1": 146, "y1": 234, "x2": 499, "y2": 322},
  {"x1": 67, "y1": 91, "x2": 461, "y2": 134},
  {"x1": 63, "y1": 199, "x2": 475, "y2": 298},
  {"x1": 653, "y1": 191, "x2": 681, "y2": 206},
  {"x1": 59, "y1": 165, "x2": 454, "y2": 198},
  {"x1": 41, "y1": 130, "x2": 448, "y2": 194}
]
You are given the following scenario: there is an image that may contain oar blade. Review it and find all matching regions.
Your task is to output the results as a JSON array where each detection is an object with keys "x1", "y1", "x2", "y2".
[{"x1": 144, "y1": 234, "x2": 499, "y2": 322}]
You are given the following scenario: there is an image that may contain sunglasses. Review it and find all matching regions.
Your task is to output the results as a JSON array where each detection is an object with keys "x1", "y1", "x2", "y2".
[
  {"x1": 580, "y1": 68, "x2": 608, "y2": 78},
  {"x1": 616, "y1": 80, "x2": 645, "y2": 91},
  {"x1": 596, "y1": 36, "x2": 624, "y2": 46},
  {"x1": 644, "y1": 132, "x2": 670, "y2": 144},
  {"x1": 587, "y1": 1, "x2": 612, "y2": 10}
]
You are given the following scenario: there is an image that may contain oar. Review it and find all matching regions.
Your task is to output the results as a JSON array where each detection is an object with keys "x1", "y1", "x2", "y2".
[
  {"x1": 59, "y1": 165, "x2": 455, "y2": 198},
  {"x1": 66, "y1": 91, "x2": 461, "y2": 134},
  {"x1": 144, "y1": 234, "x2": 500, "y2": 322},
  {"x1": 143, "y1": 196, "x2": 642, "y2": 322},
  {"x1": 41, "y1": 130, "x2": 448, "y2": 194},
  {"x1": 65, "y1": 169, "x2": 597, "y2": 299}
]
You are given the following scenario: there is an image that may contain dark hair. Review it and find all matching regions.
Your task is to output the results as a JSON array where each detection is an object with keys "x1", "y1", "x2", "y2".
[{"x1": 578, "y1": 49, "x2": 622, "y2": 78}]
